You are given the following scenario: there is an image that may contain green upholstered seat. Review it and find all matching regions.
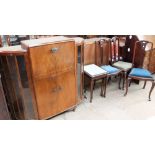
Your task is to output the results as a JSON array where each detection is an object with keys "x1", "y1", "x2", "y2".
[{"x1": 113, "y1": 61, "x2": 132, "y2": 70}]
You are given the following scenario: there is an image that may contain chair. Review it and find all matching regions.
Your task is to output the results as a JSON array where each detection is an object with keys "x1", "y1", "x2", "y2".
[
  {"x1": 95, "y1": 38, "x2": 122, "y2": 97},
  {"x1": 84, "y1": 64, "x2": 107, "y2": 102},
  {"x1": 111, "y1": 36, "x2": 133, "y2": 89},
  {"x1": 124, "y1": 40, "x2": 155, "y2": 101}
]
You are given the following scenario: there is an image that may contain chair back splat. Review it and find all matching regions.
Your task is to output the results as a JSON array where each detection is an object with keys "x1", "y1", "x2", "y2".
[
  {"x1": 123, "y1": 35, "x2": 139, "y2": 63},
  {"x1": 133, "y1": 40, "x2": 153, "y2": 68},
  {"x1": 95, "y1": 38, "x2": 111, "y2": 66}
]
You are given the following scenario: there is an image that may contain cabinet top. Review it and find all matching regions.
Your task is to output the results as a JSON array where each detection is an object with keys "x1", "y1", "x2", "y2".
[{"x1": 21, "y1": 36, "x2": 75, "y2": 49}]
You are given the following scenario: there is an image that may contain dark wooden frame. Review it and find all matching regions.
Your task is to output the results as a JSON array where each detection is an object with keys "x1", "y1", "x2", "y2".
[{"x1": 124, "y1": 40, "x2": 155, "y2": 101}]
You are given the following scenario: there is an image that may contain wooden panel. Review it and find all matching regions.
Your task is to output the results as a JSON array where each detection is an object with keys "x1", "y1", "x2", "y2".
[
  {"x1": 29, "y1": 41, "x2": 75, "y2": 78},
  {"x1": 95, "y1": 41, "x2": 102, "y2": 66},
  {"x1": 148, "y1": 48, "x2": 155, "y2": 73},
  {"x1": 0, "y1": 75, "x2": 11, "y2": 120},
  {"x1": 84, "y1": 40, "x2": 96, "y2": 65},
  {"x1": 33, "y1": 70, "x2": 76, "y2": 119}
]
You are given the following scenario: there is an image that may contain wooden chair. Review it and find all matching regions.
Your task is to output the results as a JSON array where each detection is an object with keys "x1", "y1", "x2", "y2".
[
  {"x1": 84, "y1": 64, "x2": 107, "y2": 102},
  {"x1": 95, "y1": 38, "x2": 122, "y2": 97},
  {"x1": 124, "y1": 40, "x2": 155, "y2": 101},
  {"x1": 111, "y1": 37, "x2": 133, "y2": 89}
]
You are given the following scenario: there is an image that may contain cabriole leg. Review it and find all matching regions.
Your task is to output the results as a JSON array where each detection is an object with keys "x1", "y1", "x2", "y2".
[
  {"x1": 148, "y1": 81, "x2": 155, "y2": 101},
  {"x1": 143, "y1": 81, "x2": 147, "y2": 89}
]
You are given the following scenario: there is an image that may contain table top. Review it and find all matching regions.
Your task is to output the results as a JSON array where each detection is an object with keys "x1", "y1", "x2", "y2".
[{"x1": 84, "y1": 64, "x2": 107, "y2": 78}]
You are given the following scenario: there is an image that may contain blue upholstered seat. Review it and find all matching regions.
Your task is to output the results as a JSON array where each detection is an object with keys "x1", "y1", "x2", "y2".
[
  {"x1": 129, "y1": 68, "x2": 152, "y2": 78},
  {"x1": 101, "y1": 65, "x2": 120, "y2": 74}
]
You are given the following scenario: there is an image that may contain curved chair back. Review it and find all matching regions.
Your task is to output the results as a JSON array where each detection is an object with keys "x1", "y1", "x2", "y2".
[{"x1": 133, "y1": 40, "x2": 153, "y2": 68}]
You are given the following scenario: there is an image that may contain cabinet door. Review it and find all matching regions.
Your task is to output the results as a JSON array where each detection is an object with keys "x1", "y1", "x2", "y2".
[
  {"x1": 33, "y1": 70, "x2": 76, "y2": 119},
  {"x1": 29, "y1": 41, "x2": 75, "y2": 78}
]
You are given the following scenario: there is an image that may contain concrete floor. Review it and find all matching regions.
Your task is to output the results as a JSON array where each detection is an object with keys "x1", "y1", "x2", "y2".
[{"x1": 51, "y1": 76, "x2": 155, "y2": 120}]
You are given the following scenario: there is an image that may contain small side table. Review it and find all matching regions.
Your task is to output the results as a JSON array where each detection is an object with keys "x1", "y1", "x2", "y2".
[{"x1": 84, "y1": 64, "x2": 107, "y2": 102}]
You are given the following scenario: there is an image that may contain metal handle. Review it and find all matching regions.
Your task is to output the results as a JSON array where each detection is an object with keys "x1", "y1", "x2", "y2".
[
  {"x1": 51, "y1": 47, "x2": 59, "y2": 53},
  {"x1": 51, "y1": 86, "x2": 62, "y2": 93}
]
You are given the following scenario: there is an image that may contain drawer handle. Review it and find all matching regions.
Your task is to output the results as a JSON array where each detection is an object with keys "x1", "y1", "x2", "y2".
[
  {"x1": 51, "y1": 86, "x2": 62, "y2": 93},
  {"x1": 51, "y1": 47, "x2": 59, "y2": 53}
]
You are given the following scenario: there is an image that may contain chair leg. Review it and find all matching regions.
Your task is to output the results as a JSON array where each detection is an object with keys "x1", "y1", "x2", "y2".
[
  {"x1": 93, "y1": 80, "x2": 96, "y2": 90},
  {"x1": 148, "y1": 81, "x2": 155, "y2": 101},
  {"x1": 129, "y1": 79, "x2": 132, "y2": 87},
  {"x1": 100, "y1": 78, "x2": 104, "y2": 97},
  {"x1": 118, "y1": 73, "x2": 122, "y2": 89},
  {"x1": 122, "y1": 71, "x2": 127, "y2": 90},
  {"x1": 90, "y1": 79, "x2": 94, "y2": 103},
  {"x1": 143, "y1": 81, "x2": 147, "y2": 89},
  {"x1": 107, "y1": 77, "x2": 111, "y2": 84},
  {"x1": 103, "y1": 77, "x2": 107, "y2": 97},
  {"x1": 124, "y1": 78, "x2": 131, "y2": 96}
]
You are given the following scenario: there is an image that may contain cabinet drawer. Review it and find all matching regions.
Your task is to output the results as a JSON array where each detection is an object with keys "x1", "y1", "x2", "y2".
[
  {"x1": 33, "y1": 70, "x2": 77, "y2": 119},
  {"x1": 29, "y1": 41, "x2": 75, "y2": 78}
]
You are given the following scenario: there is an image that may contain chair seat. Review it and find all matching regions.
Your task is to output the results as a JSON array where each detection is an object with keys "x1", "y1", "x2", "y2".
[
  {"x1": 100, "y1": 65, "x2": 120, "y2": 74},
  {"x1": 129, "y1": 68, "x2": 153, "y2": 78},
  {"x1": 113, "y1": 61, "x2": 132, "y2": 70},
  {"x1": 84, "y1": 64, "x2": 107, "y2": 77}
]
